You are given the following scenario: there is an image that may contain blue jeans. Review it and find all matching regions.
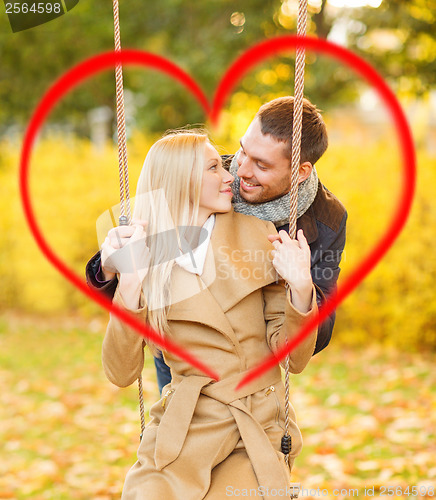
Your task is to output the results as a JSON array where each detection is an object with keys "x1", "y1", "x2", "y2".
[{"x1": 153, "y1": 351, "x2": 172, "y2": 395}]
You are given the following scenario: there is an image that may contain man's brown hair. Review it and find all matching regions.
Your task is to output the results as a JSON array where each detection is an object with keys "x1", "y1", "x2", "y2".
[{"x1": 256, "y1": 96, "x2": 328, "y2": 165}]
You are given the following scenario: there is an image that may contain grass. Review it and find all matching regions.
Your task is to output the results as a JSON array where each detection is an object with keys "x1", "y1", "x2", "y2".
[{"x1": 0, "y1": 315, "x2": 435, "y2": 499}]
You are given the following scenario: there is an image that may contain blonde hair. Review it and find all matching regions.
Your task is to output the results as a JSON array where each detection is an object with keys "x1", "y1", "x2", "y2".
[{"x1": 133, "y1": 130, "x2": 208, "y2": 355}]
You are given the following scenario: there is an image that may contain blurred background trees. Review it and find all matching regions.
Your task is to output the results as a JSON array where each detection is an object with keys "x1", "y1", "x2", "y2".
[{"x1": 0, "y1": 0, "x2": 435, "y2": 133}]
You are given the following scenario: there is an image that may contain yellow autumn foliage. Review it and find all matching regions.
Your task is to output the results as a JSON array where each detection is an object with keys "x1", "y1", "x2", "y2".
[{"x1": 0, "y1": 131, "x2": 435, "y2": 351}]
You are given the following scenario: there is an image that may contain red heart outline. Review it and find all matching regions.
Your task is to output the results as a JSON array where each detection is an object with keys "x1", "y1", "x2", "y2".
[{"x1": 19, "y1": 35, "x2": 416, "y2": 388}]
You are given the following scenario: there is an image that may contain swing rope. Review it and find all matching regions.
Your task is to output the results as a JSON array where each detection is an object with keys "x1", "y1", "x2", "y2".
[
  {"x1": 113, "y1": 0, "x2": 146, "y2": 440},
  {"x1": 113, "y1": 0, "x2": 131, "y2": 225},
  {"x1": 282, "y1": 0, "x2": 308, "y2": 471}
]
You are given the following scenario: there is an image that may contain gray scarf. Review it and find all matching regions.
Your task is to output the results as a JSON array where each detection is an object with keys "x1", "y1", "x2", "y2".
[{"x1": 229, "y1": 152, "x2": 319, "y2": 227}]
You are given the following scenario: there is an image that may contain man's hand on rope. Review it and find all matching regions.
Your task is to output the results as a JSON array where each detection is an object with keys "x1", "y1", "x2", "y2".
[
  {"x1": 268, "y1": 229, "x2": 314, "y2": 314},
  {"x1": 101, "y1": 219, "x2": 150, "y2": 285}
]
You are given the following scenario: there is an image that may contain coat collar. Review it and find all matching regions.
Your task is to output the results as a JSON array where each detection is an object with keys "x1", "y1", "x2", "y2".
[
  {"x1": 167, "y1": 209, "x2": 279, "y2": 341},
  {"x1": 297, "y1": 203, "x2": 318, "y2": 244},
  {"x1": 277, "y1": 200, "x2": 318, "y2": 245},
  {"x1": 296, "y1": 180, "x2": 347, "y2": 243}
]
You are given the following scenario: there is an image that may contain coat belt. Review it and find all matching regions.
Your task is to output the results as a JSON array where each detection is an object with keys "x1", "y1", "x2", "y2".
[{"x1": 154, "y1": 368, "x2": 290, "y2": 495}]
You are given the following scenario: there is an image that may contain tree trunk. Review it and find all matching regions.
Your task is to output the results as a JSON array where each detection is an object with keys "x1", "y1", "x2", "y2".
[{"x1": 312, "y1": 0, "x2": 332, "y2": 39}]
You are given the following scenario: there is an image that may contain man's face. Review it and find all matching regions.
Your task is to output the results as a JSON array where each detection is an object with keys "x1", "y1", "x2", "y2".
[{"x1": 237, "y1": 117, "x2": 292, "y2": 204}]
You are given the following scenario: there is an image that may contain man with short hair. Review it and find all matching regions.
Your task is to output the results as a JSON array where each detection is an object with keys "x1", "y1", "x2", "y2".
[{"x1": 86, "y1": 96, "x2": 347, "y2": 394}]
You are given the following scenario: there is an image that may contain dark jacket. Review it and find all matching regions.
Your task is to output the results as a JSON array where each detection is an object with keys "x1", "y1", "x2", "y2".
[
  {"x1": 291, "y1": 179, "x2": 347, "y2": 352},
  {"x1": 86, "y1": 154, "x2": 347, "y2": 355}
]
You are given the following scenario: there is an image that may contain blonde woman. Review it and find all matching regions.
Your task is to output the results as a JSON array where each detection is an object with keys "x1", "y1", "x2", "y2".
[{"x1": 101, "y1": 130, "x2": 318, "y2": 499}]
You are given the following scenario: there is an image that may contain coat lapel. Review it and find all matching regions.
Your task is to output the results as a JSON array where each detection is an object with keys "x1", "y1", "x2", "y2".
[
  {"x1": 208, "y1": 210, "x2": 278, "y2": 311},
  {"x1": 167, "y1": 209, "x2": 278, "y2": 340},
  {"x1": 167, "y1": 248, "x2": 235, "y2": 341}
]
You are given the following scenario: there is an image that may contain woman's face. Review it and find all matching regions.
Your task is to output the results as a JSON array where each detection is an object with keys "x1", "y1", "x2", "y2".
[{"x1": 197, "y1": 142, "x2": 234, "y2": 225}]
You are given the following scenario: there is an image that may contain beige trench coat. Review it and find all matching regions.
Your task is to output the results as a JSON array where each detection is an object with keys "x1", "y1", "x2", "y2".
[{"x1": 102, "y1": 209, "x2": 318, "y2": 500}]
